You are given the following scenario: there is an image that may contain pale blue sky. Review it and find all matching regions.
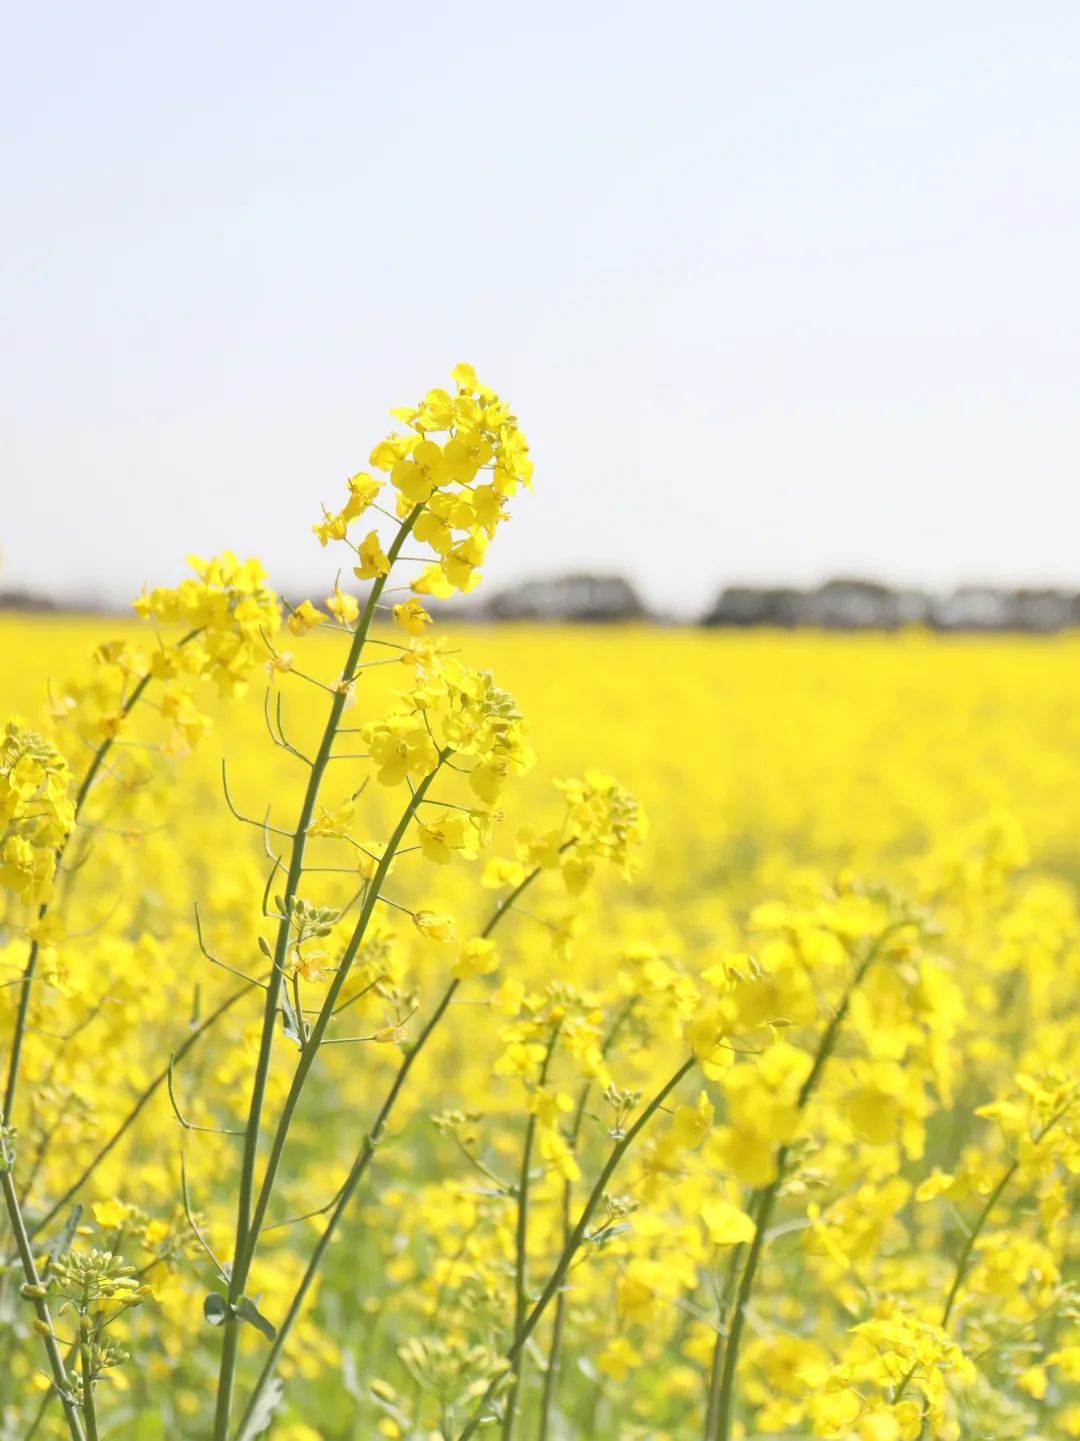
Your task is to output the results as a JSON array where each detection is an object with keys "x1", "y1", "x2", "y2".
[{"x1": 3, "y1": 1, "x2": 1079, "y2": 614}]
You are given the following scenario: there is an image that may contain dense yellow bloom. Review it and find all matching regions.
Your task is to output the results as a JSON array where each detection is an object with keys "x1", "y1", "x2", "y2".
[
  {"x1": 412, "y1": 909, "x2": 457, "y2": 943},
  {"x1": 392, "y1": 599, "x2": 432, "y2": 637},
  {"x1": 353, "y1": 529, "x2": 390, "y2": 580},
  {"x1": 288, "y1": 599, "x2": 325, "y2": 635},
  {"x1": 5, "y1": 377, "x2": 1080, "y2": 1438},
  {"x1": 451, "y1": 938, "x2": 499, "y2": 980}
]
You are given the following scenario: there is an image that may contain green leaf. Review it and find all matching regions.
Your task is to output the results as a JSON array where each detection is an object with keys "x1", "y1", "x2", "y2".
[
  {"x1": 236, "y1": 1294, "x2": 277, "y2": 1342},
  {"x1": 203, "y1": 1292, "x2": 230, "y2": 1326},
  {"x1": 280, "y1": 989, "x2": 304, "y2": 1046},
  {"x1": 235, "y1": 1376, "x2": 284, "y2": 1440}
]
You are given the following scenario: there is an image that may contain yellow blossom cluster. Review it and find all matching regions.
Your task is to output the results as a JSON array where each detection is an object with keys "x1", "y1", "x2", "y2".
[
  {"x1": 0, "y1": 720, "x2": 74, "y2": 905},
  {"x1": 310, "y1": 361, "x2": 531, "y2": 600}
]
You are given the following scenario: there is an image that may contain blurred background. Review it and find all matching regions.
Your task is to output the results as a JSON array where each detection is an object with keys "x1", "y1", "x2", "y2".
[{"x1": 3, "y1": 1, "x2": 1079, "y2": 622}]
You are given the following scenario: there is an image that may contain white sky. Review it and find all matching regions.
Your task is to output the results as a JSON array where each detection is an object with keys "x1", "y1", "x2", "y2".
[{"x1": 3, "y1": 1, "x2": 1079, "y2": 616}]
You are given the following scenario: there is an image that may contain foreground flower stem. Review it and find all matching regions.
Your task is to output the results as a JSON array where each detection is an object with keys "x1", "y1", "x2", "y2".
[
  {"x1": 2, "y1": 636, "x2": 201, "y2": 1438},
  {"x1": 502, "y1": 1027, "x2": 560, "y2": 1441},
  {"x1": 29, "y1": 975, "x2": 259, "y2": 1240},
  {"x1": 2, "y1": 631, "x2": 199, "y2": 1131},
  {"x1": 234, "y1": 862, "x2": 551, "y2": 1437},
  {"x1": 239, "y1": 755, "x2": 447, "y2": 1254},
  {"x1": 457, "y1": 1057, "x2": 696, "y2": 1441},
  {"x1": 212, "y1": 511, "x2": 420, "y2": 1441},
  {"x1": 889, "y1": 1161, "x2": 1018, "y2": 1420},
  {"x1": 80, "y1": 1342, "x2": 100, "y2": 1441},
  {"x1": 0, "y1": 1170, "x2": 87, "y2": 1441},
  {"x1": 940, "y1": 1162, "x2": 1019, "y2": 1329},
  {"x1": 536, "y1": 1000, "x2": 636, "y2": 1441},
  {"x1": 702, "y1": 1240, "x2": 747, "y2": 1437},
  {"x1": 706, "y1": 928, "x2": 895, "y2": 1441},
  {"x1": 892, "y1": 1099, "x2": 1068, "y2": 1417}
]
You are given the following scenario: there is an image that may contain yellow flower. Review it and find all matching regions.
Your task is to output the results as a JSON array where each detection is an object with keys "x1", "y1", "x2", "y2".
[
  {"x1": 288, "y1": 599, "x2": 325, "y2": 636},
  {"x1": 92, "y1": 1199, "x2": 131, "y2": 1230},
  {"x1": 596, "y1": 1337, "x2": 641, "y2": 1381},
  {"x1": 353, "y1": 530, "x2": 390, "y2": 580},
  {"x1": 344, "y1": 472, "x2": 381, "y2": 517},
  {"x1": 451, "y1": 938, "x2": 499, "y2": 980},
  {"x1": 413, "y1": 910, "x2": 456, "y2": 943},
  {"x1": 670, "y1": 1090, "x2": 714, "y2": 1149},
  {"x1": 307, "y1": 800, "x2": 355, "y2": 839},
  {"x1": 325, "y1": 586, "x2": 360, "y2": 624},
  {"x1": 701, "y1": 1197, "x2": 757, "y2": 1247},
  {"x1": 392, "y1": 599, "x2": 432, "y2": 637}
]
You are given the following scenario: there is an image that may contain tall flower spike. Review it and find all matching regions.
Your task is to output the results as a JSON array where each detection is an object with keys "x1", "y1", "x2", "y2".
[{"x1": 314, "y1": 364, "x2": 533, "y2": 598}]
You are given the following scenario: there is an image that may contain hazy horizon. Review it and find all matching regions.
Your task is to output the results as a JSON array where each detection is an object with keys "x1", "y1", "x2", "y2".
[{"x1": 4, "y1": 2, "x2": 1080, "y2": 617}]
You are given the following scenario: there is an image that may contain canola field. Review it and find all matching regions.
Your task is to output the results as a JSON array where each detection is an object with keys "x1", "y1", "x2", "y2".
[
  {"x1": 6, "y1": 616, "x2": 1078, "y2": 1441},
  {"x1": 1, "y1": 369, "x2": 1078, "y2": 1441}
]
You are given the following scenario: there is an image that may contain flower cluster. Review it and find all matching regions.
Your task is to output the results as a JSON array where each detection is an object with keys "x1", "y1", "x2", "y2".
[
  {"x1": 133, "y1": 552, "x2": 282, "y2": 699},
  {"x1": 311, "y1": 362, "x2": 532, "y2": 598},
  {"x1": 0, "y1": 720, "x2": 74, "y2": 904}
]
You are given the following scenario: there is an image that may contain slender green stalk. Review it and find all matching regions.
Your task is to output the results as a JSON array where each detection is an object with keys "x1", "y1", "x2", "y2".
[
  {"x1": 237, "y1": 757, "x2": 446, "y2": 1262},
  {"x1": 1, "y1": 1170, "x2": 87, "y2": 1441},
  {"x1": 702, "y1": 1237, "x2": 748, "y2": 1436},
  {"x1": 706, "y1": 929, "x2": 893, "y2": 1441},
  {"x1": 2, "y1": 638, "x2": 199, "y2": 1130},
  {"x1": 893, "y1": 1153, "x2": 1029, "y2": 1411},
  {"x1": 891, "y1": 1164, "x2": 1019, "y2": 1424},
  {"x1": 29, "y1": 976, "x2": 259, "y2": 1239},
  {"x1": 234, "y1": 862, "x2": 552, "y2": 1436},
  {"x1": 25, "y1": 1358, "x2": 71, "y2": 1441},
  {"x1": 536, "y1": 1246, "x2": 568, "y2": 1441},
  {"x1": 535, "y1": 999, "x2": 634, "y2": 1441},
  {"x1": 941, "y1": 1162, "x2": 1018, "y2": 1329},
  {"x1": 235, "y1": 978, "x2": 459, "y2": 1436},
  {"x1": 457, "y1": 1058, "x2": 696, "y2": 1441},
  {"x1": 80, "y1": 1339, "x2": 100, "y2": 1441},
  {"x1": 2, "y1": 638, "x2": 201, "y2": 1441},
  {"x1": 212, "y1": 511, "x2": 420, "y2": 1441},
  {"x1": 893, "y1": 1099, "x2": 1071, "y2": 1421},
  {"x1": 502, "y1": 1028, "x2": 560, "y2": 1441}
]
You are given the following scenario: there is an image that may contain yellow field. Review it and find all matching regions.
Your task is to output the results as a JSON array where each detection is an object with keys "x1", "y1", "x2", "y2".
[{"x1": 3, "y1": 606, "x2": 1080, "y2": 1441}]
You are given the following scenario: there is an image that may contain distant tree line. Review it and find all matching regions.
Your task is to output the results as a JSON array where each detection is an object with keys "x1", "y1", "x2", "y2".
[
  {"x1": 6, "y1": 575, "x2": 1080, "y2": 632},
  {"x1": 472, "y1": 574, "x2": 1080, "y2": 632},
  {"x1": 0, "y1": 588, "x2": 61, "y2": 614}
]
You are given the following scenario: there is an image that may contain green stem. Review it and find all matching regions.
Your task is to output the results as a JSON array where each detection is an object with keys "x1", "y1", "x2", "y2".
[
  {"x1": 212, "y1": 512, "x2": 419, "y2": 1441},
  {"x1": 457, "y1": 1058, "x2": 696, "y2": 1441},
  {"x1": 25, "y1": 1351, "x2": 74, "y2": 1441},
  {"x1": 0, "y1": 1170, "x2": 87, "y2": 1441},
  {"x1": 1, "y1": 631, "x2": 199, "y2": 1437},
  {"x1": 709, "y1": 1178, "x2": 779, "y2": 1441},
  {"x1": 893, "y1": 1159, "x2": 1019, "y2": 1410},
  {"x1": 502, "y1": 1028, "x2": 559, "y2": 1441},
  {"x1": 707, "y1": 929, "x2": 891, "y2": 1441},
  {"x1": 236, "y1": 757, "x2": 445, "y2": 1263},
  {"x1": 81, "y1": 1338, "x2": 100, "y2": 1441},
  {"x1": 28, "y1": 976, "x2": 258, "y2": 1239},
  {"x1": 942, "y1": 1161, "x2": 1018, "y2": 1329},
  {"x1": 535, "y1": 999, "x2": 635, "y2": 1441},
  {"x1": 536, "y1": 1239, "x2": 568, "y2": 1441},
  {"x1": 235, "y1": 979, "x2": 458, "y2": 1436},
  {"x1": 893, "y1": 1100, "x2": 1069, "y2": 1415},
  {"x1": 703, "y1": 1239, "x2": 747, "y2": 1437},
  {"x1": 1, "y1": 641, "x2": 193, "y2": 1129},
  {"x1": 233, "y1": 861, "x2": 551, "y2": 1438}
]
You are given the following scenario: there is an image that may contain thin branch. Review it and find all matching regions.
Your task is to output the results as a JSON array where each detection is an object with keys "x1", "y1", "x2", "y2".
[{"x1": 167, "y1": 1054, "x2": 245, "y2": 1135}]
